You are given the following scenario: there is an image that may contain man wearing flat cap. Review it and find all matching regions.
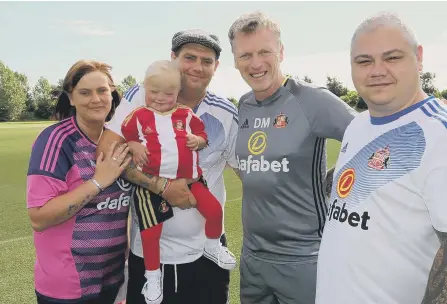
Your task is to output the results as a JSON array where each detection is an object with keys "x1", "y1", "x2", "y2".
[{"x1": 98, "y1": 29, "x2": 239, "y2": 304}]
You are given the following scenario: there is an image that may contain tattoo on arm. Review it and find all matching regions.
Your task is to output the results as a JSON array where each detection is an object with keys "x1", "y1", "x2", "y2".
[
  {"x1": 422, "y1": 232, "x2": 447, "y2": 304},
  {"x1": 127, "y1": 161, "x2": 136, "y2": 170},
  {"x1": 67, "y1": 194, "x2": 93, "y2": 216},
  {"x1": 67, "y1": 204, "x2": 79, "y2": 215},
  {"x1": 123, "y1": 166, "x2": 155, "y2": 190}
]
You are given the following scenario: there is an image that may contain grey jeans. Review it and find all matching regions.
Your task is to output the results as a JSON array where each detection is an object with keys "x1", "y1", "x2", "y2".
[{"x1": 240, "y1": 248, "x2": 318, "y2": 304}]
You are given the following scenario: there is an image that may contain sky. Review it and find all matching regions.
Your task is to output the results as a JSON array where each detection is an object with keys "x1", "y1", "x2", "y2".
[{"x1": 1, "y1": 1, "x2": 447, "y2": 99}]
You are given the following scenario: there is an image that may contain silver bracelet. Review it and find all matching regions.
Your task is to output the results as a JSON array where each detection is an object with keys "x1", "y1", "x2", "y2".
[{"x1": 91, "y1": 179, "x2": 104, "y2": 191}]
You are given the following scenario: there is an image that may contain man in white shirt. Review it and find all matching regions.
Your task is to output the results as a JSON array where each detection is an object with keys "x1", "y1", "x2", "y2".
[
  {"x1": 315, "y1": 12, "x2": 447, "y2": 304},
  {"x1": 97, "y1": 29, "x2": 239, "y2": 304}
]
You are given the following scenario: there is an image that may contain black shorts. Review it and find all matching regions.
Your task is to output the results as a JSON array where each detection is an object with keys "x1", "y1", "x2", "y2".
[
  {"x1": 132, "y1": 186, "x2": 174, "y2": 231},
  {"x1": 125, "y1": 234, "x2": 230, "y2": 304},
  {"x1": 132, "y1": 176, "x2": 209, "y2": 231}
]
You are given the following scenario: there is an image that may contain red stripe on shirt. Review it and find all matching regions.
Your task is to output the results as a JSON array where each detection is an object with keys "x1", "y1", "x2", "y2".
[{"x1": 171, "y1": 108, "x2": 193, "y2": 178}]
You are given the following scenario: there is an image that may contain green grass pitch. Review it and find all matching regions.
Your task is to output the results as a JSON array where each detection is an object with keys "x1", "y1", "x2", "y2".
[{"x1": 0, "y1": 121, "x2": 341, "y2": 303}]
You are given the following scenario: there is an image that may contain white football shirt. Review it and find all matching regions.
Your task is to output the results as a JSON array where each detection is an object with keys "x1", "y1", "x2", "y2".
[
  {"x1": 106, "y1": 84, "x2": 239, "y2": 264},
  {"x1": 316, "y1": 96, "x2": 447, "y2": 304}
]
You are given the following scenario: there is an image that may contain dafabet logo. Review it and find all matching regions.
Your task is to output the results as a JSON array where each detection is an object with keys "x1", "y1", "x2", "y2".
[
  {"x1": 247, "y1": 131, "x2": 267, "y2": 155},
  {"x1": 237, "y1": 131, "x2": 289, "y2": 174},
  {"x1": 337, "y1": 168, "x2": 355, "y2": 198}
]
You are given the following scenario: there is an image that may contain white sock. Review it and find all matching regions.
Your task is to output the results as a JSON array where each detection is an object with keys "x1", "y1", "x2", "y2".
[
  {"x1": 145, "y1": 268, "x2": 161, "y2": 279},
  {"x1": 205, "y1": 238, "x2": 220, "y2": 252}
]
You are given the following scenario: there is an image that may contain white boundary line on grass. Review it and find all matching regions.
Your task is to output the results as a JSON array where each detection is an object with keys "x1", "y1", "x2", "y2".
[
  {"x1": 0, "y1": 197, "x2": 243, "y2": 245},
  {"x1": 226, "y1": 197, "x2": 242, "y2": 203},
  {"x1": 0, "y1": 235, "x2": 32, "y2": 245}
]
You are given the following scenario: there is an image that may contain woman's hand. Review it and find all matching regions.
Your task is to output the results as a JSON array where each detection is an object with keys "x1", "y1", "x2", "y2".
[{"x1": 93, "y1": 141, "x2": 132, "y2": 189}]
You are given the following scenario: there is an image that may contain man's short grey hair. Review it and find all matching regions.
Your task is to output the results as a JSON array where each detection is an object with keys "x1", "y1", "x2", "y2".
[
  {"x1": 143, "y1": 60, "x2": 181, "y2": 85},
  {"x1": 228, "y1": 11, "x2": 282, "y2": 51},
  {"x1": 350, "y1": 12, "x2": 419, "y2": 55}
]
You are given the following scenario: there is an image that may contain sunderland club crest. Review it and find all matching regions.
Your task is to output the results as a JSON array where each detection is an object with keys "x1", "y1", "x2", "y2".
[
  {"x1": 159, "y1": 200, "x2": 170, "y2": 213},
  {"x1": 368, "y1": 145, "x2": 390, "y2": 170},
  {"x1": 273, "y1": 112, "x2": 288, "y2": 128},
  {"x1": 173, "y1": 120, "x2": 184, "y2": 131}
]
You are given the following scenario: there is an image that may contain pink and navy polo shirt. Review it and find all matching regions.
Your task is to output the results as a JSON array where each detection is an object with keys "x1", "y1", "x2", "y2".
[{"x1": 27, "y1": 117, "x2": 131, "y2": 301}]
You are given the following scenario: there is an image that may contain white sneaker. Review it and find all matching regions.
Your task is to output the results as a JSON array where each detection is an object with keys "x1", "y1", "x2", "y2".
[
  {"x1": 203, "y1": 241, "x2": 237, "y2": 271},
  {"x1": 141, "y1": 269, "x2": 163, "y2": 304}
]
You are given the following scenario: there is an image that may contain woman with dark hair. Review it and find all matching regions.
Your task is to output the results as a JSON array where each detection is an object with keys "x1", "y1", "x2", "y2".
[{"x1": 26, "y1": 59, "x2": 132, "y2": 304}]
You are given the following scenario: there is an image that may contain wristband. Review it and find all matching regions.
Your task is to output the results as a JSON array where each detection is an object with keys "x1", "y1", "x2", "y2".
[
  {"x1": 161, "y1": 179, "x2": 172, "y2": 196},
  {"x1": 154, "y1": 177, "x2": 165, "y2": 194},
  {"x1": 158, "y1": 178, "x2": 171, "y2": 196},
  {"x1": 91, "y1": 179, "x2": 104, "y2": 192}
]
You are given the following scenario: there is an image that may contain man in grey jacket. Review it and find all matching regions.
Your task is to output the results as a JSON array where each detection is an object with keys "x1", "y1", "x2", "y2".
[{"x1": 228, "y1": 11, "x2": 357, "y2": 304}]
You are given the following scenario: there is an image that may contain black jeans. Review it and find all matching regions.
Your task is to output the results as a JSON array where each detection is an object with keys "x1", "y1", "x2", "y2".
[
  {"x1": 126, "y1": 234, "x2": 230, "y2": 304},
  {"x1": 36, "y1": 286, "x2": 120, "y2": 304}
]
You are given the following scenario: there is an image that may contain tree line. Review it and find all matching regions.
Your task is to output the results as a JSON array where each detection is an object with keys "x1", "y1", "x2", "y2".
[
  {"x1": 1, "y1": 60, "x2": 446, "y2": 122},
  {"x1": 228, "y1": 74, "x2": 447, "y2": 110},
  {"x1": 0, "y1": 60, "x2": 138, "y2": 121}
]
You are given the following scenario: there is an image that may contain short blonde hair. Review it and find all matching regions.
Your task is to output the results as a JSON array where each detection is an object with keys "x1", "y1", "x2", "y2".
[{"x1": 143, "y1": 60, "x2": 181, "y2": 87}]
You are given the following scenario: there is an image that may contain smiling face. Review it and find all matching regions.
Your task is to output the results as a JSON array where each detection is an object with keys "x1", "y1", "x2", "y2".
[
  {"x1": 144, "y1": 69, "x2": 181, "y2": 113},
  {"x1": 69, "y1": 71, "x2": 113, "y2": 124},
  {"x1": 171, "y1": 43, "x2": 219, "y2": 94},
  {"x1": 232, "y1": 27, "x2": 284, "y2": 101},
  {"x1": 351, "y1": 24, "x2": 424, "y2": 116}
]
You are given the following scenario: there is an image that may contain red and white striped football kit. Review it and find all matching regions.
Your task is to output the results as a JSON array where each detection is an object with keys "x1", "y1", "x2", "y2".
[
  {"x1": 121, "y1": 104, "x2": 207, "y2": 179},
  {"x1": 121, "y1": 104, "x2": 223, "y2": 272}
]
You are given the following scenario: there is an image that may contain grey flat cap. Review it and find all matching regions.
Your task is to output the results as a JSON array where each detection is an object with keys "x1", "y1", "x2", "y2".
[{"x1": 171, "y1": 29, "x2": 221, "y2": 59}]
